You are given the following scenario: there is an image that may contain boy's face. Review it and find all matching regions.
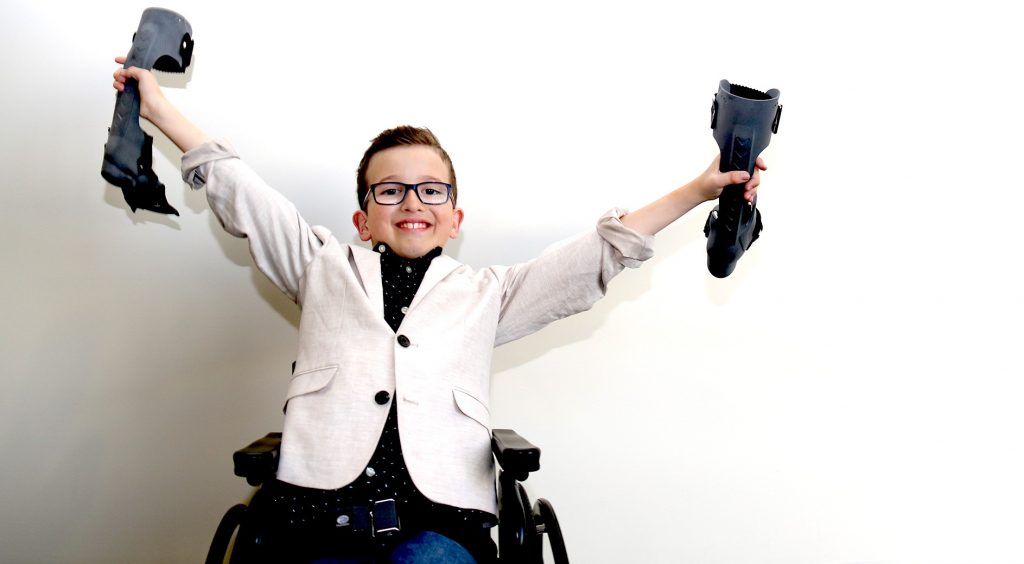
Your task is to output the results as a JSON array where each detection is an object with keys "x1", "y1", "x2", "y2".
[{"x1": 352, "y1": 145, "x2": 464, "y2": 259}]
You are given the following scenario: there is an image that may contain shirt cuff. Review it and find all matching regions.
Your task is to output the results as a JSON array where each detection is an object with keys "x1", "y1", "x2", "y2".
[
  {"x1": 180, "y1": 137, "x2": 240, "y2": 190},
  {"x1": 596, "y1": 207, "x2": 655, "y2": 268}
]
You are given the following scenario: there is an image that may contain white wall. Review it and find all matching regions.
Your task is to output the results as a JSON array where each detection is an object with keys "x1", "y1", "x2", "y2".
[{"x1": 2, "y1": 1, "x2": 1021, "y2": 562}]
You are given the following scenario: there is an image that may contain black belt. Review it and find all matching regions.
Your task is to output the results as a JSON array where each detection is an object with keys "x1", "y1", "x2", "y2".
[{"x1": 262, "y1": 485, "x2": 407, "y2": 541}]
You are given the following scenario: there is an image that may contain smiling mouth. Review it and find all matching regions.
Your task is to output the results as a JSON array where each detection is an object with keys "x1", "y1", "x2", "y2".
[{"x1": 397, "y1": 220, "x2": 431, "y2": 230}]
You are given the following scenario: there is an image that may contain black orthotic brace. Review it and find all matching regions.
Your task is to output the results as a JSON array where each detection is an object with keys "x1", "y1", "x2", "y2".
[
  {"x1": 704, "y1": 80, "x2": 782, "y2": 278},
  {"x1": 101, "y1": 8, "x2": 193, "y2": 216}
]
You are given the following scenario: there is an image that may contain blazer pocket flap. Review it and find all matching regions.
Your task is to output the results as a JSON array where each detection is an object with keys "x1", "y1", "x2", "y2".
[
  {"x1": 286, "y1": 365, "x2": 338, "y2": 401},
  {"x1": 453, "y1": 387, "x2": 490, "y2": 430}
]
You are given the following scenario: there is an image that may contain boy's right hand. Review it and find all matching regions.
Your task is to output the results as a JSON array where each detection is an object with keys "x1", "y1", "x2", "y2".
[
  {"x1": 112, "y1": 56, "x2": 167, "y2": 122},
  {"x1": 110, "y1": 55, "x2": 208, "y2": 153}
]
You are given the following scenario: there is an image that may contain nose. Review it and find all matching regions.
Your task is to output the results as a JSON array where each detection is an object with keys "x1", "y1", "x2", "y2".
[{"x1": 400, "y1": 188, "x2": 426, "y2": 211}]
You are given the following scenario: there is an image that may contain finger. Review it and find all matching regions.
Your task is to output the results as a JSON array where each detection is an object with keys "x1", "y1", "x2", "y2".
[
  {"x1": 755, "y1": 156, "x2": 768, "y2": 171},
  {"x1": 726, "y1": 170, "x2": 751, "y2": 186},
  {"x1": 746, "y1": 168, "x2": 761, "y2": 189},
  {"x1": 114, "y1": 56, "x2": 126, "y2": 64},
  {"x1": 119, "y1": 66, "x2": 145, "y2": 82},
  {"x1": 745, "y1": 169, "x2": 762, "y2": 202}
]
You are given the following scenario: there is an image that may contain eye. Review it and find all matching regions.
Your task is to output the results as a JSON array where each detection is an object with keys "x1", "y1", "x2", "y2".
[
  {"x1": 379, "y1": 186, "x2": 403, "y2": 196},
  {"x1": 422, "y1": 187, "x2": 440, "y2": 196}
]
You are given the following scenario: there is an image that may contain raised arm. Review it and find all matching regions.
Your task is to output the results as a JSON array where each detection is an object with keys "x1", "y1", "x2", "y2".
[
  {"x1": 112, "y1": 56, "x2": 325, "y2": 301},
  {"x1": 112, "y1": 56, "x2": 210, "y2": 153},
  {"x1": 620, "y1": 154, "x2": 767, "y2": 236}
]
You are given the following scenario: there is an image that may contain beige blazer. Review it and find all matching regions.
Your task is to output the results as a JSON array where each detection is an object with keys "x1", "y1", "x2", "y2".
[{"x1": 181, "y1": 139, "x2": 655, "y2": 514}]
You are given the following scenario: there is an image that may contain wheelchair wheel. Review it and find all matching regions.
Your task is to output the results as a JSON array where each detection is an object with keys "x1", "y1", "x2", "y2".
[
  {"x1": 206, "y1": 504, "x2": 247, "y2": 564},
  {"x1": 207, "y1": 500, "x2": 275, "y2": 564},
  {"x1": 498, "y1": 477, "x2": 543, "y2": 563},
  {"x1": 534, "y1": 498, "x2": 569, "y2": 564}
]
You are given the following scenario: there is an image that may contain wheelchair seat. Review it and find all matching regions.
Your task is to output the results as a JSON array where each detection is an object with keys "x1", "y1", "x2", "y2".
[{"x1": 206, "y1": 429, "x2": 568, "y2": 563}]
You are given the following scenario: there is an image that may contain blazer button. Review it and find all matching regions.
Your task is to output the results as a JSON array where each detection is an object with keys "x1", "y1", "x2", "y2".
[
  {"x1": 397, "y1": 335, "x2": 410, "y2": 347},
  {"x1": 375, "y1": 390, "x2": 391, "y2": 405}
]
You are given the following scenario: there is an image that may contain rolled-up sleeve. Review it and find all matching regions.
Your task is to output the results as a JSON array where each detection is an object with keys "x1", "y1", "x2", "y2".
[
  {"x1": 181, "y1": 138, "x2": 239, "y2": 190},
  {"x1": 596, "y1": 207, "x2": 655, "y2": 268},
  {"x1": 493, "y1": 208, "x2": 654, "y2": 346}
]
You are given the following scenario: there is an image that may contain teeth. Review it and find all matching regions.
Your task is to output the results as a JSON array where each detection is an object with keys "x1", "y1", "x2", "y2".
[{"x1": 400, "y1": 222, "x2": 428, "y2": 229}]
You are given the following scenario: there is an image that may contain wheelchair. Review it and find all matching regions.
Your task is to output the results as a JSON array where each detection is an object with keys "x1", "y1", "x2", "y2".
[{"x1": 206, "y1": 429, "x2": 569, "y2": 563}]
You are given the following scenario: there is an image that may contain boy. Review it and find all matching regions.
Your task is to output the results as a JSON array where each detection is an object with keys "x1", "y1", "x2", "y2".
[{"x1": 113, "y1": 58, "x2": 765, "y2": 563}]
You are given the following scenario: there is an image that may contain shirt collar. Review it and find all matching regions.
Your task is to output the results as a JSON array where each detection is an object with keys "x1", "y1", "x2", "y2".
[{"x1": 374, "y1": 242, "x2": 443, "y2": 270}]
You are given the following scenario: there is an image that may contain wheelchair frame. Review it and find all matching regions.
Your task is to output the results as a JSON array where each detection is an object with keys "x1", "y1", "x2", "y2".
[{"x1": 206, "y1": 429, "x2": 569, "y2": 563}]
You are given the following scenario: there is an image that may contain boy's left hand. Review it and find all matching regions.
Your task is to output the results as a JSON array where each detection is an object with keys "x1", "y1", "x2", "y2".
[
  {"x1": 695, "y1": 155, "x2": 768, "y2": 203},
  {"x1": 620, "y1": 154, "x2": 768, "y2": 236}
]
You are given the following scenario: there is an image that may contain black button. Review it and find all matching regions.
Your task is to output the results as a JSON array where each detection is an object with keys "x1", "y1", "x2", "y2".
[
  {"x1": 397, "y1": 335, "x2": 410, "y2": 347},
  {"x1": 375, "y1": 391, "x2": 391, "y2": 405}
]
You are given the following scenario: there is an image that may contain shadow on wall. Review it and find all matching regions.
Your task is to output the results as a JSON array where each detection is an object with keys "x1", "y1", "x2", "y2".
[
  {"x1": 210, "y1": 209, "x2": 303, "y2": 330},
  {"x1": 487, "y1": 200, "x2": 757, "y2": 374},
  {"x1": 490, "y1": 227, "x2": 689, "y2": 376},
  {"x1": 99, "y1": 157, "x2": 302, "y2": 330}
]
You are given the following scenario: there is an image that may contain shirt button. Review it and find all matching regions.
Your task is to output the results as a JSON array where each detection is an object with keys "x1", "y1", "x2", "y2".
[
  {"x1": 405, "y1": 266, "x2": 413, "y2": 274},
  {"x1": 397, "y1": 335, "x2": 410, "y2": 347},
  {"x1": 375, "y1": 390, "x2": 391, "y2": 405},
  {"x1": 365, "y1": 467, "x2": 376, "y2": 477},
  {"x1": 400, "y1": 306, "x2": 409, "y2": 314},
  {"x1": 377, "y1": 244, "x2": 386, "y2": 252}
]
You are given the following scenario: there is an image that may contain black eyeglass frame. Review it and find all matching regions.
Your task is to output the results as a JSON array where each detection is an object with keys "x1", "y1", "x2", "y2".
[{"x1": 364, "y1": 182, "x2": 454, "y2": 206}]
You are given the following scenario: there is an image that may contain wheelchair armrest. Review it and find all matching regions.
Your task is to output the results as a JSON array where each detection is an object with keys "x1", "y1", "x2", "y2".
[
  {"x1": 232, "y1": 432, "x2": 282, "y2": 487},
  {"x1": 491, "y1": 428, "x2": 540, "y2": 481}
]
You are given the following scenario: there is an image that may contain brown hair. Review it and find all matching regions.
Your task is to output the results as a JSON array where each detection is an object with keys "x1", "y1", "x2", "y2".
[{"x1": 356, "y1": 126, "x2": 457, "y2": 211}]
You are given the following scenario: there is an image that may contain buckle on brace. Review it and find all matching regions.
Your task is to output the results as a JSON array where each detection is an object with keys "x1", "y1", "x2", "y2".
[
  {"x1": 772, "y1": 105, "x2": 783, "y2": 134},
  {"x1": 372, "y1": 499, "x2": 400, "y2": 537},
  {"x1": 710, "y1": 95, "x2": 719, "y2": 130}
]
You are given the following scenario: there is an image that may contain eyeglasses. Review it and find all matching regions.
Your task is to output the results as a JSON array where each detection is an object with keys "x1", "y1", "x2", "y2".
[{"x1": 365, "y1": 182, "x2": 453, "y2": 206}]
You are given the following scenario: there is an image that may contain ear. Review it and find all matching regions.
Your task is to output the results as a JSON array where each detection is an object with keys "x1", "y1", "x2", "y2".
[
  {"x1": 352, "y1": 210, "x2": 373, "y2": 242},
  {"x1": 449, "y1": 207, "x2": 464, "y2": 239}
]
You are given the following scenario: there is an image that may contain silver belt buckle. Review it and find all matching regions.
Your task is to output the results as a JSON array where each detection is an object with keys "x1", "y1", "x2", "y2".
[{"x1": 372, "y1": 498, "x2": 400, "y2": 537}]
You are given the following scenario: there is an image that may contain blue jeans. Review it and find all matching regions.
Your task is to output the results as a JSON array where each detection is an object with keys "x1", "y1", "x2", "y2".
[{"x1": 311, "y1": 530, "x2": 478, "y2": 564}]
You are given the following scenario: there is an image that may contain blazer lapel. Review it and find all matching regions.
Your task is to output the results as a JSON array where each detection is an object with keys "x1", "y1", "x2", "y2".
[
  {"x1": 410, "y1": 254, "x2": 461, "y2": 309},
  {"x1": 350, "y1": 244, "x2": 384, "y2": 319}
]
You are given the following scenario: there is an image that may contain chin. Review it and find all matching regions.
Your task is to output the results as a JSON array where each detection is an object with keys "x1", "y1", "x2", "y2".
[{"x1": 395, "y1": 246, "x2": 429, "y2": 259}]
